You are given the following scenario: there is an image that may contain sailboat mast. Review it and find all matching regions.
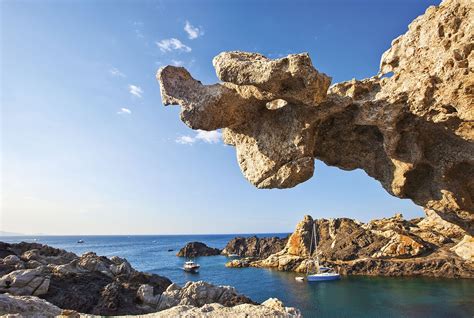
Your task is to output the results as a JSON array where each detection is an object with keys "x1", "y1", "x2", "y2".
[{"x1": 313, "y1": 222, "x2": 320, "y2": 273}]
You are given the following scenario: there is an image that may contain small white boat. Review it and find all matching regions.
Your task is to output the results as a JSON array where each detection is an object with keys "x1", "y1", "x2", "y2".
[
  {"x1": 228, "y1": 253, "x2": 239, "y2": 257},
  {"x1": 77, "y1": 240, "x2": 85, "y2": 244},
  {"x1": 304, "y1": 222, "x2": 340, "y2": 282},
  {"x1": 307, "y1": 272, "x2": 340, "y2": 282},
  {"x1": 295, "y1": 276, "x2": 305, "y2": 281},
  {"x1": 183, "y1": 260, "x2": 200, "y2": 273}
]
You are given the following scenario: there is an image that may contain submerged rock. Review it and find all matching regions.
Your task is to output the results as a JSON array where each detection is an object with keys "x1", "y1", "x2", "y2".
[
  {"x1": 176, "y1": 242, "x2": 221, "y2": 257},
  {"x1": 157, "y1": 0, "x2": 474, "y2": 235}
]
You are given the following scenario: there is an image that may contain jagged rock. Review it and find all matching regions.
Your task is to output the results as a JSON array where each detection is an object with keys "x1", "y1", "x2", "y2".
[
  {"x1": 156, "y1": 281, "x2": 256, "y2": 311},
  {"x1": 176, "y1": 242, "x2": 221, "y2": 257},
  {"x1": 2, "y1": 255, "x2": 21, "y2": 267},
  {"x1": 222, "y1": 236, "x2": 287, "y2": 258},
  {"x1": 0, "y1": 293, "x2": 299, "y2": 318},
  {"x1": 225, "y1": 257, "x2": 256, "y2": 268},
  {"x1": 451, "y1": 235, "x2": 474, "y2": 261},
  {"x1": 130, "y1": 299, "x2": 301, "y2": 318},
  {"x1": 229, "y1": 215, "x2": 474, "y2": 278},
  {"x1": 157, "y1": 0, "x2": 474, "y2": 235},
  {"x1": 372, "y1": 233, "x2": 427, "y2": 258},
  {"x1": 0, "y1": 267, "x2": 50, "y2": 296},
  {"x1": 0, "y1": 242, "x2": 172, "y2": 315},
  {"x1": 0, "y1": 293, "x2": 65, "y2": 317}
]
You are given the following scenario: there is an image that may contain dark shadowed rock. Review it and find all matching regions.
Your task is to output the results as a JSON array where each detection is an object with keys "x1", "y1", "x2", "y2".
[
  {"x1": 176, "y1": 242, "x2": 221, "y2": 257},
  {"x1": 222, "y1": 236, "x2": 288, "y2": 259}
]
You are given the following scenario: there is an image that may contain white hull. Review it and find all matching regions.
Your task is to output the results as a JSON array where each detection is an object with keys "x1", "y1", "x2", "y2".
[{"x1": 307, "y1": 273, "x2": 340, "y2": 282}]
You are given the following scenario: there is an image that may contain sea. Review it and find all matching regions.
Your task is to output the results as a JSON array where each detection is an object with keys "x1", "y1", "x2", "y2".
[{"x1": 1, "y1": 234, "x2": 473, "y2": 318}]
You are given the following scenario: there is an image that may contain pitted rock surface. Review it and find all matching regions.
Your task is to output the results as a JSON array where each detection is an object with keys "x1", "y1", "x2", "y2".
[{"x1": 157, "y1": 0, "x2": 474, "y2": 234}]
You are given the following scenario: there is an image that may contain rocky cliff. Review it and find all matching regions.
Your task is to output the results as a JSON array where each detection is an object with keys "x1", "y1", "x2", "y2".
[
  {"x1": 222, "y1": 235, "x2": 288, "y2": 258},
  {"x1": 227, "y1": 214, "x2": 473, "y2": 278},
  {"x1": 157, "y1": 0, "x2": 474, "y2": 240},
  {"x1": 0, "y1": 242, "x2": 299, "y2": 317}
]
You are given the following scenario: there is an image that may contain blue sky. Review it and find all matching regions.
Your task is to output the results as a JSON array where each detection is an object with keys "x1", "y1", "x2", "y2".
[{"x1": 1, "y1": 0, "x2": 439, "y2": 235}]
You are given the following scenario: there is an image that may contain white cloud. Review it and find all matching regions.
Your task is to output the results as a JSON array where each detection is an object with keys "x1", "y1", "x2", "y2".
[
  {"x1": 117, "y1": 108, "x2": 132, "y2": 115},
  {"x1": 176, "y1": 135, "x2": 196, "y2": 145},
  {"x1": 184, "y1": 21, "x2": 203, "y2": 40},
  {"x1": 129, "y1": 85, "x2": 143, "y2": 98},
  {"x1": 175, "y1": 130, "x2": 222, "y2": 145},
  {"x1": 109, "y1": 67, "x2": 126, "y2": 78},
  {"x1": 156, "y1": 38, "x2": 191, "y2": 53},
  {"x1": 171, "y1": 59, "x2": 184, "y2": 66},
  {"x1": 195, "y1": 130, "x2": 221, "y2": 143}
]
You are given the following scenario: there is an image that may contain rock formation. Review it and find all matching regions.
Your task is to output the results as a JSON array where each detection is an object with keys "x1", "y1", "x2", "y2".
[
  {"x1": 176, "y1": 242, "x2": 221, "y2": 257},
  {"x1": 0, "y1": 242, "x2": 298, "y2": 317},
  {"x1": 227, "y1": 215, "x2": 473, "y2": 278},
  {"x1": 138, "y1": 281, "x2": 256, "y2": 311},
  {"x1": 157, "y1": 0, "x2": 474, "y2": 238},
  {"x1": 0, "y1": 293, "x2": 301, "y2": 318},
  {"x1": 0, "y1": 242, "x2": 172, "y2": 315},
  {"x1": 221, "y1": 235, "x2": 288, "y2": 259}
]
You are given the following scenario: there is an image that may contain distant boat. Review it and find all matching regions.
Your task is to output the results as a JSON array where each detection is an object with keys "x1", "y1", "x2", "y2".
[
  {"x1": 77, "y1": 240, "x2": 85, "y2": 244},
  {"x1": 296, "y1": 222, "x2": 340, "y2": 282},
  {"x1": 182, "y1": 246, "x2": 200, "y2": 273},
  {"x1": 183, "y1": 260, "x2": 200, "y2": 273},
  {"x1": 168, "y1": 249, "x2": 174, "y2": 252},
  {"x1": 228, "y1": 253, "x2": 239, "y2": 257}
]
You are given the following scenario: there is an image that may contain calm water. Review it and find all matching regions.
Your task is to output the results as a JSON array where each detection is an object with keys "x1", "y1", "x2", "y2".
[{"x1": 2, "y1": 235, "x2": 473, "y2": 318}]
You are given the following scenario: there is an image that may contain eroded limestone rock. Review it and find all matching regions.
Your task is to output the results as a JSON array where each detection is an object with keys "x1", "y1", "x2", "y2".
[{"x1": 157, "y1": 0, "x2": 474, "y2": 234}]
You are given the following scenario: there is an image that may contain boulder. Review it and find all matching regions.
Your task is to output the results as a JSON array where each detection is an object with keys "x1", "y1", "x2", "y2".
[
  {"x1": 451, "y1": 235, "x2": 474, "y2": 261},
  {"x1": 0, "y1": 293, "x2": 64, "y2": 317},
  {"x1": 157, "y1": 281, "x2": 256, "y2": 311},
  {"x1": 176, "y1": 242, "x2": 221, "y2": 257},
  {"x1": 0, "y1": 267, "x2": 50, "y2": 296}
]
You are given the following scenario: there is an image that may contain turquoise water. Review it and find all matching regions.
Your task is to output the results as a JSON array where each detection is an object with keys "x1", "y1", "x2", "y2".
[{"x1": 2, "y1": 235, "x2": 473, "y2": 317}]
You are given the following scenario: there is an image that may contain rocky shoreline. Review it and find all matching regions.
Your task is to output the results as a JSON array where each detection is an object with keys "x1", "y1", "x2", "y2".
[
  {"x1": 225, "y1": 213, "x2": 474, "y2": 278},
  {"x1": 0, "y1": 242, "x2": 299, "y2": 317}
]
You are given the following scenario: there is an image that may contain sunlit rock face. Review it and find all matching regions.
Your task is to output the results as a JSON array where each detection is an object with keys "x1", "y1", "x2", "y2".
[{"x1": 157, "y1": 0, "x2": 473, "y2": 234}]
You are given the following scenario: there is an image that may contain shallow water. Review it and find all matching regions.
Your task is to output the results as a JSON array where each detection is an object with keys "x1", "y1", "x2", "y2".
[{"x1": 2, "y1": 235, "x2": 473, "y2": 317}]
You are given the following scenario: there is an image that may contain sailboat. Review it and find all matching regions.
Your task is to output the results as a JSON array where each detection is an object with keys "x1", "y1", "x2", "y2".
[{"x1": 297, "y1": 222, "x2": 340, "y2": 282}]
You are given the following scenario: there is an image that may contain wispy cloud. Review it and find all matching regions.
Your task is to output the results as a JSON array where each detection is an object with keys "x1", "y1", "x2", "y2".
[
  {"x1": 117, "y1": 108, "x2": 132, "y2": 115},
  {"x1": 171, "y1": 59, "x2": 184, "y2": 66},
  {"x1": 176, "y1": 135, "x2": 195, "y2": 145},
  {"x1": 133, "y1": 21, "x2": 145, "y2": 39},
  {"x1": 184, "y1": 21, "x2": 204, "y2": 40},
  {"x1": 175, "y1": 130, "x2": 222, "y2": 145},
  {"x1": 156, "y1": 38, "x2": 191, "y2": 53},
  {"x1": 129, "y1": 85, "x2": 143, "y2": 98},
  {"x1": 109, "y1": 67, "x2": 126, "y2": 78}
]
